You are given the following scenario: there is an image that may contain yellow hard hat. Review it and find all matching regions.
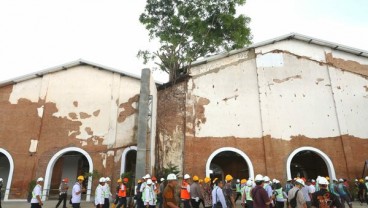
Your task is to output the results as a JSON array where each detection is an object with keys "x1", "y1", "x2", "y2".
[
  {"x1": 325, "y1": 176, "x2": 330, "y2": 180},
  {"x1": 193, "y1": 175, "x2": 199, "y2": 181},
  {"x1": 199, "y1": 179, "x2": 203, "y2": 183},
  {"x1": 77, "y1": 175, "x2": 84, "y2": 181},
  {"x1": 225, "y1": 174, "x2": 233, "y2": 182},
  {"x1": 204, "y1": 177, "x2": 211, "y2": 184},
  {"x1": 117, "y1": 178, "x2": 123, "y2": 183},
  {"x1": 359, "y1": 179, "x2": 364, "y2": 183},
  {"x1": 241, "y1": 179, "x2": 247, "y2": 184},
  {"x1": 138, "y1": 179, "x2": 142, "y2": 183}
]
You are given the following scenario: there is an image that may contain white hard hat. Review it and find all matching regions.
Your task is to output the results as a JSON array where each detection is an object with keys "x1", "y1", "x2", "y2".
[
  {"x1": 146, "y1": 179, "x2": 153, "y2": 185},
  {"x1": 339, "y1": 178, "x2": 344, "y2": 182},
  {"x1": 105, "y1": 177, "x2": 111, "y2": 182},
  {"x1": 272, "y1": 179, "x2": 277, "y2": 183},
  {"x1": 184, "y1": 174, "x2": 190, "y2": 179},
  {"x1": 275, "y1": 180, "x2": 280, "y2": 184},
  {"x1": 160, "y1": 178, "x2": 165, "y2": 182},
  {"x1": 318, "y1": 177, "x2": 329, "y2": 185},
  {"x1": 167, "y1": 173, "x2": 177, "y2": 181},
  {"x1": 295, "y1": 179, "x2": 305, "y2": 186},
  {"x1": 255, "y1": 174, "x2": 264, "y2": 181},
  {"x1": 365, "y1": 176, "x2": 368, "y2": 180},
  {"x1": 263, "y1": 176, "x2": 270, "y2": 182},
  {"x1": 99, "y1": 177, "x2": 106, "y2": 183},
  {"x1": 0, "y1": 178, "x2": 2, "y2": 182},
  {"x1": 37, "y1": 177, "x2": 44, "y2": 182},
  {"x1": 236, "y1": 179, "x2": 240, "y2": 183},
  {"x1": 311, "y1": 179, "x2": 316, "y2": 183}
]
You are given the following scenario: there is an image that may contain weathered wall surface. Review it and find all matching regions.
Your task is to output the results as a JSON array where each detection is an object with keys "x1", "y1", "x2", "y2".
[
  {"x1": 0, "y1": 65, "x2": 145, "y2": 198},
  {"x1": 158, "y1": 39, "x2": 368, "y2": 180}
]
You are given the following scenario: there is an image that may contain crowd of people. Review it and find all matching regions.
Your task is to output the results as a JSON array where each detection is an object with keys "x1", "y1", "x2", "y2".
[{"x1": 27, "y1": 173, "x2": 368, "y2": 208}]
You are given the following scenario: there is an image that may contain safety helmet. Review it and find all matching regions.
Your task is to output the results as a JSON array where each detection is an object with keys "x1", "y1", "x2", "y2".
[
  {"x1": 0, "y1": 178, "x2": 2, "y2": 182},
  {"x1": 365, "y1": 176, "x2": 368, "y2": 180},
  {"x1": 193, "y1": 175, "x2": 199, "y2": 181},
  {"x1": 184, "y1": 174, "x2": 190, "y2": 180},
  {"x1": 295, "y1": 178, "x2": 305, "y2": 186},
  {"x1": 105, "y1": 177, "x2": 111, "y2": 182},
  {"x1": 123, "y1": 178, "x2": 129, "y2": 183},
  {"x1": 275, "y1": 180, "x2": 280, "y2": 184},
  {"x1": 204, "y1": 177, "x2": 211, "y2": 184},
  {"x1": 325, "y1": 176, "x2": 330, "y2": 181},
  {"x1": 263, "y1": 176, "x2": 270, "y2": 182},
  {"x1": 199, "y1": 179, "x2": 203, "y2": 183},
  {"x1": 99, "y1": 177, "x2": 106, "y2": 183},
  {"x1": 359, "y1": 179, "x2": 364, "y2": 183},
  {"x1": 160, "y1": 178, "x2": 165, "y2": 182},
  {"x1": 339, "y1": 178, "x2": 344, "y2": 182},
  {"x1": 146, "y1": 179, "x2": 153, "y2": 185},
  {"x1": 255, "y1": 174, "x2": 264, "y2": 182},
  {"x1": 77, "y1": 175, "x2": 85, "y2": 181},
  {"x1": 145, "y1": 174, "x2": 151, "y2": 179},
  {"x1": 37, "y1": 177, "x2": 44, "y2": 182},
  {"x1": 212, "y1": 178, "x2": 218, "y2": 183},
  {"x1": 236, "y1": 179, "x2": 240, "y2": 183},
  {"x1": 225, "y1": 174, "x2": 233, "y2": 182},
  {"x1": 117, "y1": 178, "x2": 123, "y2": 183},
  {"x1": 167, "y1": 173, "x2": 177, "y2": 181},
  {"x1": 151, "y1": 176, "x2": 157, "y2": 181},
  {"x1": 240, "y1": 179, "x2": 247, "y2": 184},
  {"x1": 138, "y1": 179, "x2": 142, "y2": 183},
  {"x1": 318, "y1": 177, "x2": 329, "y2": 185}
]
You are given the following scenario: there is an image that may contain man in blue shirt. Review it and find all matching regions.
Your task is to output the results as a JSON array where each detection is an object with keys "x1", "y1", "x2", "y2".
[{"x1": 212, "y1": 180, "x2": 227, "y2": 208}]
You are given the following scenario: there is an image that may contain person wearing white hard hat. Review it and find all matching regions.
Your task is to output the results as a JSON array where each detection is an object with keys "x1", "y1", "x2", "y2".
[
  {"x1": 311, "y1": 177, "x2": 341, "y2": 208},
  {"x1": 103, "y1": 177, "x2": 112, "y2": 208},
  {"x1": 337, "y1": 178, "x2": 352, "y2": 208},
  {"x1": 163, "y1": 173, "x2": 179, "y2": 208},
  {"x1": 143, "y1": 179, "x2": 156, "y2": 208},
  {"x1": 181, "y1": 174, "x2": 191, "y2": 208},
  {"x1": 251, "y1": 174, "x2": 271, "y2": 208},
  {"x1": 95, "y1": 177, "x2": 106, "y2": 208},
  {"x1": 235, "y1": 179, "x2": 242, "y2": 203},
  {"x1": 287, "y1": 178, "x2": 306, "y2": 208},
  {"x1": 30, "y1": 177, "x2": 44, "y2": 208},
  {"x1": 262, "y1": 176, "x2": 274, "y2": 207}
]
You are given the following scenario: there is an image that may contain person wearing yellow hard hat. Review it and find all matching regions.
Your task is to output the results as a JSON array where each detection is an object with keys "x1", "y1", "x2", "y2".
[
  {"x1": 357, "y1": 178, "x2": 365, "y2": 205},
  {"x1": 223, "y1": 174, "x2": 235, "y2": 208},
  {"x1": 190, "y1": 175, "x2": 203, "y2": 208},
  {"x1": 71, "y1": 175, "x2": 86, "y2": 208},
  {"x1": 116, "y1": 178, "x2": 129, "y2": 208},
  {"x1": 202, "y1": 177, "x2": 212, "y2": 208}
]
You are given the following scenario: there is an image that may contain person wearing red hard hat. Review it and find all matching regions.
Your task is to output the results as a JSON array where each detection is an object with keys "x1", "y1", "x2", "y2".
[
  {"x1": 116, "y1": 178, "x2": 129, "y2": 208},
  {"x1": 55, "y1": 178, "x2": 69, "y2": 208}
]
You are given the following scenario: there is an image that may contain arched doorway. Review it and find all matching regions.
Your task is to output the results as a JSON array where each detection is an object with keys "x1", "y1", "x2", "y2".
[
  {"x1": 121, "y1": 146, "x2": 137, "y2": 176},
  {"x1": 206, "y1": 147, "x2": 254, "y2": 180},
  {"x1": 0, "y1": 148, "x2": 14, "y2": 201},
  {"x1": 43, "y1": 147, "x2": 93, "y2": 201},
  {"x1": 286, "y1": 147, "x2": 336, "y2": 181}
]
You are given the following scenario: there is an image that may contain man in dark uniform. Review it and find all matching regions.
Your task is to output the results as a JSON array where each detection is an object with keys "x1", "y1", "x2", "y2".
[{"x1": 311, "y1": 177, "x2": 341, "y2": 208}]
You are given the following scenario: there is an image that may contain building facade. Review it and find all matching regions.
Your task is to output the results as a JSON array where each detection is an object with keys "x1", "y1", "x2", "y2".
[
  {"x1": 156, "y1": 33, "x2": 368, "y2": 183},
  {"x1": 0, "y1": 60, "x2": 157, "y2": 200}
]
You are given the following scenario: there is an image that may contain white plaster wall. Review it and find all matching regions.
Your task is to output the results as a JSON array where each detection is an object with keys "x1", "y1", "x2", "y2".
[
  {"x1": 115, "y1": 76, "x2": 141, "y2": 148},
  {"x1": 9, "y1": 77, "x2": 43, "y2": 104},
  {"x1": 328, "y1": 66, "x2": 368, "y2": 138},
  {"x1": 191, "y1": 59, "x2": 263, "y2": 138},
  {"x1": 257, "y1": 52, "x2": 340, "y2": 140},
  {"x1": 46, "y1": 66, "x2": 113, "y2": 143}
]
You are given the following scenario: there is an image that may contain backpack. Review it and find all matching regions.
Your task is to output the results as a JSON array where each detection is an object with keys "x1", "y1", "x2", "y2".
[{"x1": 289, "y1": 190, "x2": 299, "y2": 208}]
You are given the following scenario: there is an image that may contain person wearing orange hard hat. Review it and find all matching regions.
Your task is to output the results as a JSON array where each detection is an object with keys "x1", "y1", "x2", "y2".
[
  {"x1": 55, "y1": 178, "x2": 69, "y2": 208},
  {"x1": 116, "y1": 178, "x2": 129, "y2": 208}
]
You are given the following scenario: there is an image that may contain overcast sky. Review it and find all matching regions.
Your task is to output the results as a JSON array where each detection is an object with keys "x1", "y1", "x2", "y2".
[{"x1": 0, "y1": 0, "x2": 367, "y2": 83}]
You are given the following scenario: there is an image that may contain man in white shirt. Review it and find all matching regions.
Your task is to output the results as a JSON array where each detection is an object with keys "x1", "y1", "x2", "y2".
[
  {"x1": 95, "y1": 177, "x2": 106, "y2": 208},
  {"x1": 31, "y1": 177, "x2": 44, "y2": 208},
  {"x1": 143, "y1": 179, "x2": 157, "y2": 208},
  {"x1": 71, "y1": 175, "x2": 86, "y2": 208},
  {"x1": 212, "y1": 180, "x2": 227, "y2": 208},
  {"x1": 103, "y1": 177, "x2": 112, "y2": 208}
]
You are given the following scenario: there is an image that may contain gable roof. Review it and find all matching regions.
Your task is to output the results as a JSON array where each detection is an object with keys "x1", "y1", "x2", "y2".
[
  {"x1": 0, "y1": 59, "x2": 144, "y2": 87},
  {"x1": 191, "y1": 32, "x2": 368, "y2": 67}
]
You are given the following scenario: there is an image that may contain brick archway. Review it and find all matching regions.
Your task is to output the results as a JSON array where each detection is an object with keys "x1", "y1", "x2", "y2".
[
  {"x1": 43, "y1": 147, "x2": 93, "y2": 201},
  {"x1": 0, "y1": 148, "x2": 14, "y2": 201},
  {"x1": 205, "y1": 147, "x2": 254, "y2": 179},
  {"x1": 286, "y1": 146, "x2": 336, "y2": 182}
]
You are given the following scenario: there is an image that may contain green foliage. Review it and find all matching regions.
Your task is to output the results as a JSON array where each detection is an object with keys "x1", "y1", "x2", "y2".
[
  {"x1": 138, "y1": 0, "x2": 252, "y2": 81},
  {"x1": 28, "y1": 180, "x2": 36, "y2": 193},
  {"x1": 121, "y1": 171, "x2": 134, "y2": 196},
  {"x1": 84, "y1": 169, "x2": 101, "y2": 180},
  {"x1": 157, "y1": 162, "x2": 180, "y2": 179}
]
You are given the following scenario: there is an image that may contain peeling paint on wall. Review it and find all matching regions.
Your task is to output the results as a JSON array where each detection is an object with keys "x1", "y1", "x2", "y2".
[
  {"x1": 326, "y1": 53, "x2": 368, "y2": 77},
  {"x1": 37, "y1": 106, "x2": 44, "y2": 118},
  {"x1": 117, "y1": 95, "x2": 139, "y2": 123},
  {"x1": 256, "y1": 53, "x2": 284, "y2": 67},
  {"x1": 29, "y1": 139, "x2": 38, "y2": 153},
  {"x1": 273, "y1": 75, "x2": 302, "y2": 83}
]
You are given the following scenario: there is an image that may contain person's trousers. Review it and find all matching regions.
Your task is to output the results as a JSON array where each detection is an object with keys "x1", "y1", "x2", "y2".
[
  {"x1": 191, "y1": 199, "x2": 200, "y2": 208},
  {"x1": 56, "y1": 193, "x2": 67, "y2": 208},
  {"x1": 103, "y1": 198, "x2": 110, "y2": 208},
  {"x1": 136, "y1": 199, "x2": 144, "y2": 208},
  {"x1": 30, "y1": 203, "x2": 42, "y2": 208},
  {"x1": 72, "y1": 203, "x2": 81, "y2": 208},
  {"x1": 116, "y1": 197, "x2": 127, "y2": 208},
  {"x1": 275, "y1": 201, "x2": 284, "y2": 208},
  {"x1": 182, "y1": 199, "x2": 191, "y2": 208},
  {"x1": 246, "y1": 200, "x2": 253, "y2": 208}
]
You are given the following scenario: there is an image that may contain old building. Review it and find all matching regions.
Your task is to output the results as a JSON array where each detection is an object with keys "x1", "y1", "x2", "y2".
[
  {"x1": 0, "y1": 60, "x2": 157, "y2": 200},
  {"x1": 156, "y1": 33, "x2": 368, "y2": 182}
]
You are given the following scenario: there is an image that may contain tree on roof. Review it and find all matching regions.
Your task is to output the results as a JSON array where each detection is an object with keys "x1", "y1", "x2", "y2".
[{"x1": 137, "y1": 0, "x2": 252, "y2": 82}]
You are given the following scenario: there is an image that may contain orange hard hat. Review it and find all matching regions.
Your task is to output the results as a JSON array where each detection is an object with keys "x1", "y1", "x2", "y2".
[
  {"x1": 123, "y1": 178, "x2": 129, "y2": 183},
  {"x1": 151, "y1": 176, "x2": 157, "y2": 181}
]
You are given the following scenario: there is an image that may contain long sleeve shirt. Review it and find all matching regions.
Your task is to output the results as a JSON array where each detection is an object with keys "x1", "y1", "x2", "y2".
[
  {"x1": 212, "y1": 187, "x2": 227, "y2": 208},
  {"x1": 144, "y1": 185, "x2": 156, "y2": 206},
  {"x1": 95, "y1": 184, "x2": 105, "y2": 205}
]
